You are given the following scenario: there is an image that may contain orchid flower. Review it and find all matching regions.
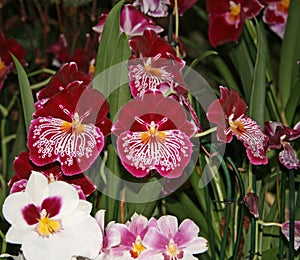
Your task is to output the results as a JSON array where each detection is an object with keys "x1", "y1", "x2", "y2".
[
  {"x1": 2, "y1": 171, "x2": 102, "y2": 260},
  {"x1": 133, "y1": 0, "x2": 170, "y2": 17},
  {"x1": 139, "y1": 215, "x2": 208, "y2": 259},
  {"x1": 27, "y1": 80, "x2": 111, "y2": 176},
  {"x1": 261, "y1": 0, "x2": 290, "y2": 39},
  {"x1": 281, "y1": 221, "x2": 300, "y2": 251},
  {"x1": 128, "y1": 29, "x2": 185, "y2": 98},
  {"x1": 48, "y1": 34, "x2": 97, "y2": 76},
  {"x1": 9, "y1": 151, "x2": 96, "y2": 199},
  {"x1": 112, "y1": 93, "x2": 196, "y2": 178},
  {"x1": 111, "y1": 213, "x2": 154, "y2": 258},
  {"x1": 264, "y1": 121, "x2": 300, "y2": 169},
  {"x1": 0, "y1": 30, "x2": 26, "y2": 90},
  {"x1": 169, "y1": 0, "x2": 198, "y2": 16},
  {"x1": 206, "y1": 86, "x2": 268, "y2": 165},
  {"x1": 206, "y1": 0, "x2": 263, "y2": 47},
  {"x1": 93, "y1": 4, "x2": 163, "y2": 41},
  {"x1": 95, "y1": 210, "x2": 130, "y2": 260}
]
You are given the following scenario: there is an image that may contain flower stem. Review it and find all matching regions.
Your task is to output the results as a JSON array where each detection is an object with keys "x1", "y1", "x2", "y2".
[
  {"x1": 289, "y1": 169, "x2": 295, "y2": 259},
  {"x1": 256, "y1": 220, "x2": 282, "y2": 228},
  {"x1": 0, "y1": 228, "x2": 7, "y2": 254},
  {"x1": 279, "y1": 171, "x2": 286, "y2": 258},
  {"x1": 173, "y1": 0, "x2": 180, "y2": 57},
  {"x1": 193, "y1": 127, "x2": 217, "y2": 138}
]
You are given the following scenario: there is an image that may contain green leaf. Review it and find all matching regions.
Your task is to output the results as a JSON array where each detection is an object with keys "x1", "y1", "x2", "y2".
[
  {"x1": 94, "y1": 0, "x2": 126, "y2": 77},
  {"x1": 278, "y1": 0, "x2": 300, "y2": 114},
  {"x1": 11, "y1": 54, "x2": 34, "y2": 134},
  {"x1": 249, "y1": 21, "x2": 267, "y2": 126},
  {"x1": 229, "y1": 38, "x2": 254, "y2": 101}
]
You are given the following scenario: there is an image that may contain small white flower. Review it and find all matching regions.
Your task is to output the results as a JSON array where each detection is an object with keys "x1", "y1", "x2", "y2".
[{"x1": 2, "y1": 171, "x2": 102, "y2": 260}]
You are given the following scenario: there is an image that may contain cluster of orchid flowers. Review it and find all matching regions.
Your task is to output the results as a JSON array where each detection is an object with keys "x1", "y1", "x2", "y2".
[{"x1": 1, "y1": 0, "x2": 299, "y2": 259}]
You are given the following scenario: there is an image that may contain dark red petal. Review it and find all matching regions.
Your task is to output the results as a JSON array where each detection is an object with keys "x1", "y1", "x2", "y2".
[
  {"x1": 10, "y1": 179, "x2": 27, "y2": 193},
  {"x1": 37, "y1": 62, "x2": 91, "y2": 101},
  {"x1": 241, "y1": 0, "x2": 263, "y2": 18},
  {"x1": 41, "y1": 196, "x2": 62, "y2": 217},
  {"x1": 61, "y1": 174, "x2": 96, "y2": 197},
  {"x1": 208, "y1": 13, "x2": 244, "y2": 47},
  {"x1": 206, "y1": 0, "x2": 230, "y2": 13},
  {"x1": 22, "y1": 204, "x2": 40, "y2": 225}
]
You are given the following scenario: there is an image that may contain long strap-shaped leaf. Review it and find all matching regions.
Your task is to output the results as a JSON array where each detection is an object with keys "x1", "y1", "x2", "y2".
[
  {"x1": 11, "y1": 54, "x2": 34, "y2": 135},
  {"x1": 278, "y1": 0, "x2": 300, "y2": 118}
]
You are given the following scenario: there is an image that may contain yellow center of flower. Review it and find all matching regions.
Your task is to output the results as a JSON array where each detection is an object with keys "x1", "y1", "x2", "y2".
[
  {"x1": 36, "y1": 209, "x2": 61, "y2": 237},
  {"x1": 0, "y1": 60, "x2": 5, "y2": 72},
  {"x1": 228, "y1": 1, "x2": 241, "y2": 23},
  {"x1": 229, "y1": 114, "x2": 245, "y2": 137},
  {"x1": 166, "y1": 239, "x2": 180, "y2": 258},
  {"x1": 140, "y1": 121, "x2": 166, "y2": 144},
  {"x1": 60, "y1": 112, "x2": 85, "y2": 135},
  {"x1": 278, "y1": 0, "x2": 289, "y2": 13},
  {"x1": 144, "y1": 64, "x2": 163, "y2": 78},
  {"x1": 130, "y1": 235, "x2": 146, "y2": 258}
]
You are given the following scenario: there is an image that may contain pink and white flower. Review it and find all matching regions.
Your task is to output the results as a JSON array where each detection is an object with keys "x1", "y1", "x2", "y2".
[
  {"x1": 93, "y1": 4, "x2": 163, "y2": 40},
  {"x1": 139, "y1": 215, "x2": 208, "y2": 259},
  {"x1": 261, "y1": 0, "x2": 290, "y2": 39},
  {"x1": 112, "y1": 93, "x2": 196, "y2": 178},
  {"x1": 2, "y1": 171, "x2": 102, "y2": 260},
  {"x1": 133, "y1": 0, "x2": 170, "y2": 17},
  {"x1": 27, "y1": 81, "x2": 111, "y2": 176},
  {"x1": 206, "y1": 86, "x2": 268, "y2": 165}
]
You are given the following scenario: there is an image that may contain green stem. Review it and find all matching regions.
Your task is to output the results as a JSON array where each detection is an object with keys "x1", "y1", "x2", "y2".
[
  {"x1": 227, "y1": 157, "x2": 245, "y2": 260},
  {"x1": 249, "y1": 165, "x2": 257, "y2": 260},
  {"x1": 219, "y1": 159, "x2": 232, "y2": 260},
  {"x1": 27, "y1": 68, "x2": 56, "y2": 77},
  {"x1": 30, "y1": 77, "x2": 51, "y2": 90},
  {"x1": 279, "y1": 171, "x2": 286, "y2": 259},
  {"x1": 201, "y1": 154, "x2": 216, "y2": 259},
  {"x1": 256, "y1": 220, "x2": 282, "y2": 228},
  {"x1": 193, "y1": 127, "x2": 217, "y2": 138},
  {"x1": 0, "y1": 228, "x2": 7, "y2": 254},
  {"x1": 289, "y1": 170, "x2": 295, "y2": 259}
]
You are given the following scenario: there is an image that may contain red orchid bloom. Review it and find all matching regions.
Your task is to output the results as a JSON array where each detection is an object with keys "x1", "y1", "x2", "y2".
[
  {"x1": 9, "y1": 151, "x2": 96, "y2": 199},
  {"x1": 48, "y1": 34, "x2": 97, "y2": 77},
  {"x1": 128, "y1": 29, "x2": 186, "y2": 98},
  {"x1": 112, "y1": 93, "x2": 196, "y2": 179},
  {"x1": 206, "y1": 86, "x2": 268, "y2": 165},
  {"x1": 92, "y1": 4, "x2": 163, "y2": 41},
  {"x1": 27, "y1": 80, "x2": 111, "y2": 176},
  {"x1": 264, "y1": 121, "x2": 300, "y2": 169},
  {"x1": 169, "y1": 0, "x2": 198, "y2": 16},
  {"x1": 0, "y1": 31, "x2": 26, "y2": 90},
  {"x1": 261, "y1": 0, "x2": 289, "y2": 39},
  {"x1": 206, "y1": 0, "x2": 263, "y2": 47}
]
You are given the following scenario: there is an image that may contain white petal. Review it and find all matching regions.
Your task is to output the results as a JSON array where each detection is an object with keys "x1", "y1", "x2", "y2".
[
  {"x1": 48, "y1": 180, "x2": 79, "y2": 218},
  {"x1": 5, "y1": 226, "x2": 31, "y2": 244},
  {"x1": 2, "y1": 191, "x2": 32, "y2": 228},
  {"x1": 21, "y1": 212, "x2": 102, "y2": 260},
  {"x1": 75, "y1": 200, "x2": 92, "y2": 214},
  {"x1": 25, "y1": 171, "x2": 49, "y2": 204}
]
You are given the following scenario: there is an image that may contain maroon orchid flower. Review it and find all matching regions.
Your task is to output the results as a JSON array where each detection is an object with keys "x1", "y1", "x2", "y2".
[
  {"x1": 27, "y1": 81, "x2": 111, "y2": 176},
  {"x1": 264, "y1": 121, "x2": 300, "y2": 169},
  {"x1": 92, "y1": 4, "x2": 163, "y2": 41},
  {"x1": 48, "y1": 34, "x2": 97, "y2": 77},
  {"x1": 8, "y1": 151, "x2": 96, "y2": 199},
  {"x1": 169, "y1": 0, "x2": 198, "y2": 16},
  {"x1": 36, "y1": 62, "x2": 91, "y2": 109},
  {"x1": 128, "y1": 29, "x2": 186, "y2": 98},
  {"x1": 206, "y1": 0, "x2": 263, "y2": 47},
  {"x1": 206, "y1": 86, "x2": 268, "y2": 165},
  {"x1": 261, "y1": 0, "x2": 289, "y2": 39},
  {"x1": 0, "y1": 31, "x2": 26, "y2": 90},
  {"x1": 112, "y1": 93, "x2": 196, "y2": 179},
  {"x1": 281, "y1": 221, "x2": 300, "y2": 251}
]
